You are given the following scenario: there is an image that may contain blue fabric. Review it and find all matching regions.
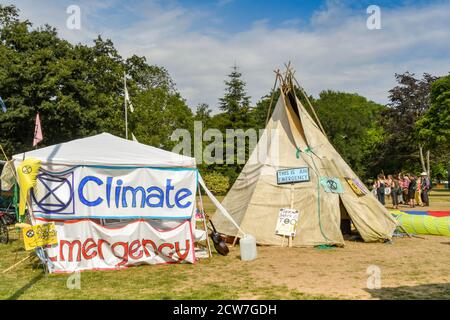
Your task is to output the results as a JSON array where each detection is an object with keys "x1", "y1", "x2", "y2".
[{"x1": 404, "y1": 210, "x2": 428, "y2": 216}]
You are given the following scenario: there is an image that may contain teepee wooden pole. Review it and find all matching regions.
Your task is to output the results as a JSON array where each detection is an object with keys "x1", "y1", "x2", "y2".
[
  {"x1": 265, "y1": 70, "x2": 280, "y2": 126},
  {"x1": 292, "y1": 74, "x2": 327, "y2": 136},
  {"x1": 2, "y1": 254, "x2": 33, "y2": 274}
]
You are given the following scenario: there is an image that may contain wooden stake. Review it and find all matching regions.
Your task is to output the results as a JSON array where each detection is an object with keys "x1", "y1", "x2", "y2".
[
  {"x1": 232, "y1": 234, "x2": 239, "y2": 247},
  {"x1": 197, "y1": 185, "x2": 212, "y2": 258},
  {"x1": 2, "y1": 254, "x2": 33, "y2": 274}
]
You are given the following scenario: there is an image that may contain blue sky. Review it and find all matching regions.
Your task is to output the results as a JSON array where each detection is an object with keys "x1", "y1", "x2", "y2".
[
  {"x1": 78, "y1": 0, "x2": 447, "y2": 32},
  {"x1": 3, "y1": 0, "x2": 450, "y2": 109}
]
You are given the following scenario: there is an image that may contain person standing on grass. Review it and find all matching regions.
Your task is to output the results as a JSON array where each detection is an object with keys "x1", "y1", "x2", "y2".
[
  {"x1": 420, "y1": 172, "x2": 431, "y2": 207},
  {"x1": 402, "y1": 174, "x2": 411, "y2": 204},
  {"x1": 408, "y1": 176, "x2": 417, "y2": 208},
  {"x1": 397, "y1": 174, "x2": 404, "y2": 204},
  {"x1": 375, "y1": 174, "x2": 386, "y2": 205},
  {"x1": 391, "y1": 175, "x2": 400, "y2": 209},
  {"x1": 415, "y1": 175, "x2": 424, "y2": 207},
  {"x1": 385, "y1": 175, "x2": 393, "y2": 205}
]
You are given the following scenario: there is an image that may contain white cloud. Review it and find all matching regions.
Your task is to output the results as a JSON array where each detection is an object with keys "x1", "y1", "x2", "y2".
[{"x1": 5, "y1": 0, "x2": 450, "y2": 110}]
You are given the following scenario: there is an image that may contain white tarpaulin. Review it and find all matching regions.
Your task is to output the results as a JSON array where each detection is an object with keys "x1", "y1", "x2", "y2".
[
  {"x1": 39, "y1": 219, "x2": 195, "y2": 273},
  {"x1": 30, "y1": 166, "x2": 197, "y2": 220},
  {"x1": 13, "y1": 133, "x2": 196, "y2": 168},
  {"x1": 0, "y1": 160, "x2": 15, "y2": 191}
]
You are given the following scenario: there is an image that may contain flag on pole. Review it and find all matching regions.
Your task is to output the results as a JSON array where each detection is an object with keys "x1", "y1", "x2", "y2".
[
  {"x1": 124, "y1": 84, "x2": 134, "y2": 112},
  {"x1": 33, "y1": 113, "x2": 43, "y2": 147},
  {"x1": 0, "y1": 96, "x2": 6, "y2": 113}
]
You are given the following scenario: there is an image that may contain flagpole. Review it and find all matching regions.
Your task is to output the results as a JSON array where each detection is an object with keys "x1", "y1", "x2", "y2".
[{"x1": 124, "y1": 72, "x2": 128, "y2": 140}]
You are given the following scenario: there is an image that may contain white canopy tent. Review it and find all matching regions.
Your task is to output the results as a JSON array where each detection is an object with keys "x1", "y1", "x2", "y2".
[
  {"x1": 9, "y1": 133, "x2": 244, "y2": 272},
  {"x1": 12, "y1": 133, "x2": 243, "y2": 234}
]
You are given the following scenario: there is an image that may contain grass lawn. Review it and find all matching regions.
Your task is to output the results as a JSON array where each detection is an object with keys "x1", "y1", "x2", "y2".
[{"x1": 0, "y1": 192, "x2": 449, "y2": 300}]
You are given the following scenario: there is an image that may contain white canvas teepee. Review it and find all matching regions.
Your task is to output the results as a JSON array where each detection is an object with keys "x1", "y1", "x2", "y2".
[{"x1": 213, "y1": 67, "x2": 397, "y2": 247}]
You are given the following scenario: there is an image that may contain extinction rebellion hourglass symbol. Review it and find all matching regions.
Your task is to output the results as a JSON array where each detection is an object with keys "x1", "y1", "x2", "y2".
[
  {"x1": 326, "y1": 179, "x2": 338, "y2": 192},
  {"x1": 31, "y1": 173, "x2": 74, "y2": 214},
  {"x1": 22, "y1": 165, "x2": 33, "y2": 174}
]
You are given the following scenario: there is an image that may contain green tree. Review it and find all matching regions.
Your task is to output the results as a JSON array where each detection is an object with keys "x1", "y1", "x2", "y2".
[
  {"x1": 382, "y1": 72, "x2": 438, "y2": 175},
  {"x1": 218, "y1": 65, "x2": 254, "y2": 132},
  {"x1": 415, "y1": 74, "x2": 450, "y2": 152},
  {"x1": 0, "y1": 5, "x2": 184, "y2": 157},
  {"x1": 219, "y1": 65, "x2": 251, "y2": 114},
  {"x1": 415, "y1": 74, "x2": 450, "y2": 181},
  {"x1": 212, "y1": 65, "x2": 255, "y2": 185},
  {"x1": 130, "y1": 88, "x2": 193, "y2": 150},
  {"x1": 194, "y1": 103, "x2": 212, "y2": 124}
]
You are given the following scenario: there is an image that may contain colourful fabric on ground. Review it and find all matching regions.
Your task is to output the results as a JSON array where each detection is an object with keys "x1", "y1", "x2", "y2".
[
  {"x1": 394, "y1": 210, "x2": 450, "y2": 217},
  {"x1": 390, "y1": 210, "x2": 450, "y2": 237}
]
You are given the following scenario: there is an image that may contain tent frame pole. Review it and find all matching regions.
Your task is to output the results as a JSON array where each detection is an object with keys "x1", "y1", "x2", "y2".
[
  {"x1": 292, "y1": 73, "x2": 327, "y2": 136},
  {"x1": 197, "y1": 184, "x2": 212, "y2": 258},
  {"x1": 124, "y1": 72, "x2": 128, "y2": 140},
  {"x1": 265, "y1": 70, "x2": 281, "y2": 126}
]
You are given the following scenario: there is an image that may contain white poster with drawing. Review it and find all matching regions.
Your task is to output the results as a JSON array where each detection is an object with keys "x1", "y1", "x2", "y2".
[{"x1": 275, "y1": 208, "x2": 299, "y2": 237}]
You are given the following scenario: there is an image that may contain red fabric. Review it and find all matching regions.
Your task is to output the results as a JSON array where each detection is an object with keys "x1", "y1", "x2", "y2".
[{"x1": 428, "y1": 211, "x2": 450, "y2": 217}]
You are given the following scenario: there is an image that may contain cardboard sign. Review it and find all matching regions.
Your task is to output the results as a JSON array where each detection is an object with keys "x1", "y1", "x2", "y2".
[
  {"x1": 22, "y1": 223, "x2": 58, "y2": 251},
  {"x1": 345, "y1": 177, "x2": 367, "y2": 196},
  {"x1": 277, "y1": 168, "x2": 310, "y2": 185},
  {"x1": 30, "y1": 166, "x2": 197, "y2": 220},
  {"x1": 275, "y1": 208, "x2": 299, "y2": 237},
  {"x1": 40, "y1": 219, "x2": 195, "y2": 273}
]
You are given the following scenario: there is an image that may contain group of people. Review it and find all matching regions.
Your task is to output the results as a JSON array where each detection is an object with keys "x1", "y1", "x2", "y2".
[{"x1": 372, "y1": 172, "x2": 431, "y2": 209}]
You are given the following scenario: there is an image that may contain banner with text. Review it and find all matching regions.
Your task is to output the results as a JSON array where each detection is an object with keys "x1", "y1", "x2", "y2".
[
  {"x1": 41, "y1": 219, "x2": 195, "y2": 273},
  {"x1": 30, "y1": 166, "x2": 197, "y2": 220}
]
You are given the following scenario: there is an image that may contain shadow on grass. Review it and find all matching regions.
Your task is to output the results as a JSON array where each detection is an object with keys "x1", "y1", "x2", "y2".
[
  {"x1": 366, "y1": 283, "x2": 450, "y2": 300},
  {"x1": 7, "y1": 271, "x2": 45, "y2": 300}
]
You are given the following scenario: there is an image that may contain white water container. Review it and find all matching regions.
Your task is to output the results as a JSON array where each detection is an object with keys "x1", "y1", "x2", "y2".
[{"x1": 240, "y1": 234, "x2": 257, "y2": 261}]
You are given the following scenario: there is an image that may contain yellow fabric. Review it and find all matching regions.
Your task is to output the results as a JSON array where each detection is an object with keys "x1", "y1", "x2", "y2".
[
  {"x1": 392, "y1": 211, "x2": 450, "y2": 237},
  {"x1": 397, "y1": 214, "x2": 450, "y2": 237},
  {"x1": 16, "y1": 158, "x2": 41, "y2": 216}
]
